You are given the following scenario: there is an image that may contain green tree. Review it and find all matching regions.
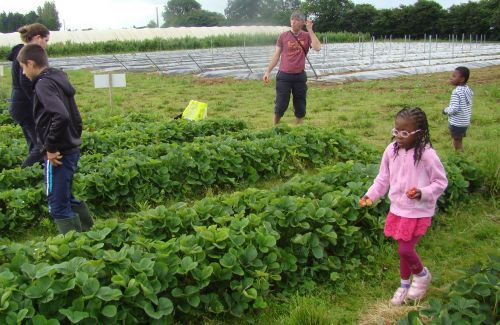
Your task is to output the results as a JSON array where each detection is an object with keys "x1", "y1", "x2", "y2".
[
  {"x1": 24, "y1": 11, "x2": 39, "y2": 25},
  {"x1": 445, "y1": 0, "x2": 496, "y2": 36},
  {"x1": 484, "y1": 0, "x2": 500, "y2": 39},
  {"x1": 407, "y1": 0, "x2": 446, "y2": 36},
  {"x1": 179, "y1": 10, "x2": 226, "y2": 27},
  {"x1": 163, "y1": 0, "x2": 225, "y2": 27},
  {"x1": 147, "y1": 20, "x2": 158, "y2": 28},
  {"x1": 260, "y1": 0, "x2": 302, "y2": 25},
  {"x1": 301, "y1": 0, "x2": 355, "y2": 32},
  {"x1": 225, "y1": 0, "x2": 261, "y2": 24},
  {"x1": 163, "y1": 0, "x2": 201, "y2": 26},
  {"x1": 36, "y1": 1, "x2": 61, "y2": 30},
  {"x1": 0, "y1": 12, "x2": 25, "y2": 32},
  {"x1": 343, "y1": 4, "x2": 378, "y2": 33}
]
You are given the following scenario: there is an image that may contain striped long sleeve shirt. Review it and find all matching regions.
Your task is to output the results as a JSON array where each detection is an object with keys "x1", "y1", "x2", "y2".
[{"x1": 443, "y1": 85, "x2": 473, "y2": 127}]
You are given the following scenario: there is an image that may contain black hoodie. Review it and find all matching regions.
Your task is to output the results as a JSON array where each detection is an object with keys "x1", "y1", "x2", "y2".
[
  {"x1": 32, "y1": 68, "x2": 83, "y2": 155},
  {"x1": 6, "y1": 44, "x2": 34, "y2": 106}
]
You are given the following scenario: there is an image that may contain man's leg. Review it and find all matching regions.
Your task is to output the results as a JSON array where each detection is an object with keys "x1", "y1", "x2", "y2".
[
  {"x1": 273, "y1": 114, "x2": 282, "y2": 125},
  {"x1": 291, "y1": 73, "x2": 307, "y2": 125},
  {"x1": 274, "y1": 72, "x2": 292, "y2": 125}
]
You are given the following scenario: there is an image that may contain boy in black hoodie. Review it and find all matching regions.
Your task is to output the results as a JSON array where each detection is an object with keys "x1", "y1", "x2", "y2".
[{"x1": 17, "y1": 43, "x2": 93, "y2": 234}]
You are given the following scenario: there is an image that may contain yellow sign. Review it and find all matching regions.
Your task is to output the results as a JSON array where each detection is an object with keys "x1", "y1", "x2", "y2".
[{"x1": 182, "y1": 100, "x2": 208, "y2": 121}]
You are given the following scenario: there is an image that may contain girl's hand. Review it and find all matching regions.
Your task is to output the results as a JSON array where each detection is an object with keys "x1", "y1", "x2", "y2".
[
  {"x1": 359, "y1": 196, "x2": 373, "y2": 207},
  {"x1": 406, "y1": 187, "x2": 422, "y2": 200}
]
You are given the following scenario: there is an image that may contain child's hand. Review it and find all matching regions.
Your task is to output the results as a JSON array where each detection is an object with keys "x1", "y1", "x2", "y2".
[
  {"x1": 47, "y1": 151, "x2": 63, "y2": 167},
  {"x1": 406, "y1": 187, "x2": 422, "y2": 200},
  {"x1": 359, "y1": 196, "x2": 373, "y2": 207}
]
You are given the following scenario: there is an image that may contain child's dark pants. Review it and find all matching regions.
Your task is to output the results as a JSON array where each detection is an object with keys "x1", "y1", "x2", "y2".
[{"x1": 44, "y1": 153, "x2": 81, "y2": 220}]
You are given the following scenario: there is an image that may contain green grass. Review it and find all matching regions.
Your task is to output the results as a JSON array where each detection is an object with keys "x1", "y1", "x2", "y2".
[{"x1": 0, "y1": 65, "x2": 498, "y2": 324}]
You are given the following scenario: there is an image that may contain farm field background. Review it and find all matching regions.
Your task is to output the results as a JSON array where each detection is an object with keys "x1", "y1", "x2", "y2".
[
  {"x1": 17, "y1": 40, "x2": 500, "y2": 82},
  {"x1": 0, "y1": 64, "x2": 498, "y2": 324}
]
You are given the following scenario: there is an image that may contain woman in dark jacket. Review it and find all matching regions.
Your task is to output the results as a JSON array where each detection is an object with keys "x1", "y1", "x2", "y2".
[{"x1": 6, "y1": 23, "x2": 50, "y2": 168}]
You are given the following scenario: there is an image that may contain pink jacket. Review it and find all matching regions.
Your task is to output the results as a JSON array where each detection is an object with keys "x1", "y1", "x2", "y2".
[{"x1": 365, "y1": 143, "x2": 448, "y2": 218}]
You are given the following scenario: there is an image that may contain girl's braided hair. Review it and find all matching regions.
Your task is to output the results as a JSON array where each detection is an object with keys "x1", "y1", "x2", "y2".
[{"x1": 392, "y1": 107, "x2": 432, "y2": 165}]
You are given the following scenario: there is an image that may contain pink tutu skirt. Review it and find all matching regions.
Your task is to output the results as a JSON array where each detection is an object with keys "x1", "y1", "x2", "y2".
[{"x1": 384, "y1": 211, "x2": 432, "y2": 241}]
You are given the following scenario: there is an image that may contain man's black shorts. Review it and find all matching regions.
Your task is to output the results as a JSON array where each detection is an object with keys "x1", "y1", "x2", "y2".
[
  {"x1": 275, "y1": 71, "x2": 307, "y2": 118},
  {"x1": 449, "y1": 124, "x2": 468, "y2": 139}
]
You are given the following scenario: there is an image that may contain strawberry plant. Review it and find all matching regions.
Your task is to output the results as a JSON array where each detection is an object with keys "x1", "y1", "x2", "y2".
[
  {"x1": 399, "y1": 255, "x2": 499, "y2": 325},
  {"x1": 0, "y1": 109, "x2": 14, "y2": 126}
]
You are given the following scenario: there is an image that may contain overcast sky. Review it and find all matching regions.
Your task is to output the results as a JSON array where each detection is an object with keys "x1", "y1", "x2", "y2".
[{"x1": 1, "y1": 0, "x2": 474, "y2": 31}]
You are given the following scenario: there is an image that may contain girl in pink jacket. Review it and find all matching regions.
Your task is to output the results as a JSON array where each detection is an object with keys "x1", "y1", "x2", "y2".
[{"x1": 361, "y1": 107, "x2": 448, "y2": 306}]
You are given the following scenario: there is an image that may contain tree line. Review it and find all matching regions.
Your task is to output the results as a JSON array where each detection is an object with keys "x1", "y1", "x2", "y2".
[
  {"x1": 163, "y1": 0, "x2": 499, "y2": 40},
  {"x1": 1, "y1": 0, "x2": 498, "y2": 40},
  {"x1": 0, "y1": 1, "x2": 61, "y2": 33}
]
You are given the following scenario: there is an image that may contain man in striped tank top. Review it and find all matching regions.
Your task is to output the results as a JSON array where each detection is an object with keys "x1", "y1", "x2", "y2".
[{"x1": 443, "y1": 67, "x2": 473, "y2": 151}]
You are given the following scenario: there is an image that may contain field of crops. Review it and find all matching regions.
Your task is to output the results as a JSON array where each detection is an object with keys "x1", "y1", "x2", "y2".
[{"x1": 0, "y1": 63, "x2": 498, "y2": 324}]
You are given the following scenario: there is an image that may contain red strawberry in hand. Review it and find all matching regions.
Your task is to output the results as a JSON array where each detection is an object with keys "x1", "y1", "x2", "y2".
[
  {"x1": 359, "y1": 197, "x2": 373, "y2": 207},
  {"x1": 406, "y1": 187, "x2": 418, "y2": 199}
]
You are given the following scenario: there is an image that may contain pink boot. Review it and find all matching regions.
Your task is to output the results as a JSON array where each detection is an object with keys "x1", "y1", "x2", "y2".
[
  {"x1": 407, "y1": 267, "x2": 432, "y2": 300},
  {"x1": 391, "y1": 287, "x2": 409, "y2": 306}
]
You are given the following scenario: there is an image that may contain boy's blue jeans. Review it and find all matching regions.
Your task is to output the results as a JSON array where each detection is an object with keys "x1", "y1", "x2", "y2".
[{"x1": 44, "y1": 153, "x2": 81, "y2": 220}]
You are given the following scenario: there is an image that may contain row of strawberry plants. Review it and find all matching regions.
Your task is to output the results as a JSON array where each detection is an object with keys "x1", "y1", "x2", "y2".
[
  {"x1": 0, "y1": 125, "x2": 308, "y2": 193},
  {"x1": 81, "y1": 118, "x2": 247, "y2": 155},
  {"x1": 0, "y1": 159, "x2": 476, "y2": 324},
  {"x1": 0, "y1": 162, "x2": 386, "y2": 323},
  {"x1": 0, "y1": 126, "x2": 374, "y2": 234},
  {"x1": 0, "y1": 119, "x2": 248, "y2": 171},
  {"x1": 0, "y1": 125, "x2": 367, "y2": 191}
]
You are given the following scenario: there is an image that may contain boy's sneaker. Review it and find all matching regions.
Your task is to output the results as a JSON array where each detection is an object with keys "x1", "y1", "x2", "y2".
[
  {"x1": 407, "y1": 267, "x2": 432, "y2": 300},
  {"x1": 390, "y1": 287, "x2": 409, "y2": 306}
]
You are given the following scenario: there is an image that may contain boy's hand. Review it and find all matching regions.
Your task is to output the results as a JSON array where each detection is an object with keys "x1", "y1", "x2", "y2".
[
  {"x1": 47, "y1": 151, "x2": 63, "y2": 166},
  {"x1": 406, "y1": 187, "x2": 422, "y2": 200},
  {"x1": 359, "y1": 196, "x2": 373, "y2": 207}
]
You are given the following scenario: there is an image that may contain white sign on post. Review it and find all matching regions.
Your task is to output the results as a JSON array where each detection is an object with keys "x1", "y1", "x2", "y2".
[
  {"x1": 93, "y1": 73, "x2": 126, "y2": 109},
  {"x1": 94, "y1": 73, "x2": 126, "y2": 88},
  {"x1": 0, "y1": 65, "x2": 4, "y2": 100}
]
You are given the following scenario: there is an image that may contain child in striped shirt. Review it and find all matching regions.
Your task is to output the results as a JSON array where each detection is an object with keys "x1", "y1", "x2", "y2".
[{"x1": 443, "y1": 67, "x2": 473, "y2": 151}]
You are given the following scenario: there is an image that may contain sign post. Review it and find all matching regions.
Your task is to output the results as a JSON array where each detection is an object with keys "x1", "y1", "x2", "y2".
[
  {"x1": 0, "y1": 65, "x2": 4, "y2": 100},
  {"x1": 93, "y1": 73, "x2": 126, "y2": 109}
]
